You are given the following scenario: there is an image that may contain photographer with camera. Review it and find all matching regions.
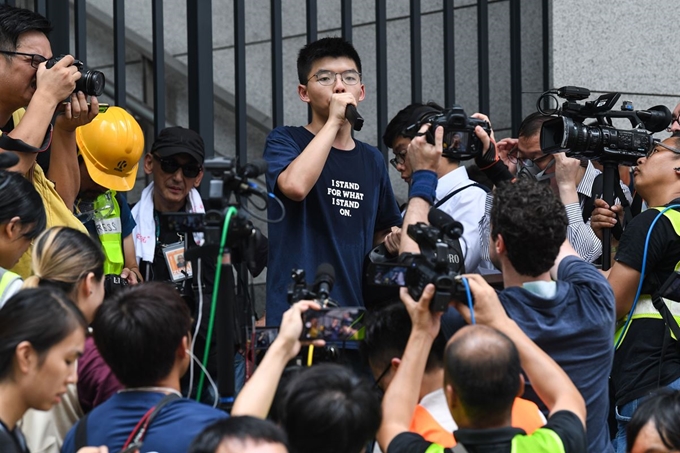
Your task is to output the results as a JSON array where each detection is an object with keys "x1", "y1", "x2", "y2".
[
  {"x1": 0, "y1": 5, "x2": 101, "y2": 279},
  {"x1": 495, "y1": 112, "x2": 632, "y2": 263},
  {"x1": 376, "y1": 278, "x2": 586, "y2": 453},
  {"x1": 401, "y1": 123, "x2": 616, "y2": 453},
  {"x1": 382, "y1": 102, "x2": 493, "y2": 274},
  {"x1": 593, "y1": 135, "x2": 680, "y2": 452},
  {"x1": 74, "y1": 107, "x2": 145, "y2": 287}
]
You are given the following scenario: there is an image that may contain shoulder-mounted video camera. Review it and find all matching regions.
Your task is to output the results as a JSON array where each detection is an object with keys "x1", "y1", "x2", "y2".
[
  {"x1": 365, "y1": 208, "x2": 469, "y2": 312},
  {"x1": 401, "y1": 105, "x2": 491, "y2": 160},
  {"x1": 538, "y1": 86, "x2": 671, "y2": 166}
]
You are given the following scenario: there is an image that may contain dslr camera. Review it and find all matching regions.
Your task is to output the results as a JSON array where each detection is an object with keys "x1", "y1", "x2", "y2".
[
  {"x1": 539, "y1": 86, "x2": 671, "y2": 166},
  {"x1": 401, "y1": 104, "x2": 491, "y2": 160},
  {"x1": 104, "y1": 274, "x2": 129, "y2": 298},
  {"x1": 365, "y1": 208, "x2": 470, "y2": 312},
  {"x1": 46, "y1": 55, "x2": 105, "y2": 97}
]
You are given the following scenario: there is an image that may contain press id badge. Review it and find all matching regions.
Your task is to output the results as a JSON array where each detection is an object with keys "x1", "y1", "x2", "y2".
[{"x1": 162, "y1": 242, "x2": 193, "y2": 282}]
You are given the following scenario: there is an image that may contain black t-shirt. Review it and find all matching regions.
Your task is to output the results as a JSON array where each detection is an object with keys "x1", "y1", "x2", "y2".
[
  {"x1": 613, "y1": 199, "x2": 680, "y2": 405},
  {"x1": 0, "y1": 420, "x2": 29, "y2": 453},
  {"x1": 386, "y1": 410, "x2": 585, "y2": 453}
]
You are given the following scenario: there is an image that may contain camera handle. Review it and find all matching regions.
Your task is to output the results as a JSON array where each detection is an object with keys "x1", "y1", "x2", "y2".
[{"x1": 600, "y1": 158, "x2": 623, "y2": 270}]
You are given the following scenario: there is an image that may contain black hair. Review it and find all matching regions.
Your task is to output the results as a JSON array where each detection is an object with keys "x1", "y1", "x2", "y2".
[
  {"x1": 382, "y1": 102, "x2": 444, "y2": 149},
  {"x1": 0, "y1": 4, "x2": 51, "y2": 52},
  {"x1": 518, "y1": 111, "x2": 552, "y2": 139},
  {"x1": 490, "y1": 178, "x2": 567, "y2": 276},
  {"x1": 0, "y1": 170, "x2": 46, "y2": 239},
  {"x1": 280, "y1": 363, "x2": 381, "y2": 453},
  {"x1": 626, "y1": 389, "x2": 680, "y2": 452},
  {"x1": 268, "y1": 365, "x2": 306, "y2": 424},
  {"x1": 297, "y1": 37, "x2": 362, "y2": 85},
  {"x1": 0, "y1": 287, "x2": 87, "y2": 381},
  {"x1": 444, "y1": 325, "x2": 521, "y2": 427},
  {"x1": 92, "y1": 282, "x2": 192, "y2": 387},
  {"x1": 362, "y1": 302, "x2": 446, "y2": 373},
  {"x1": 189, "y1": 416, "x2": 288, "y2": 453}
]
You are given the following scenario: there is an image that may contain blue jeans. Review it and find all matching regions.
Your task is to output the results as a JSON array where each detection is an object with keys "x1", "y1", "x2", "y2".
[{"x1": 612, "y1": 375, "x2": 680, "y2": 452}]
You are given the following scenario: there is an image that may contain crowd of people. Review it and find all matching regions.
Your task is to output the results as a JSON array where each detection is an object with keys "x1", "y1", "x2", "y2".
[{"x1": 0, "y1": 3, "x2": 680, "y2": 453}]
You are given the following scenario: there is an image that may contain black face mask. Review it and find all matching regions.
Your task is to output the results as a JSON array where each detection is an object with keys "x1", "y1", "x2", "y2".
[{"x1": 516, "y1": 156, "x2": 555, "y2": 183}]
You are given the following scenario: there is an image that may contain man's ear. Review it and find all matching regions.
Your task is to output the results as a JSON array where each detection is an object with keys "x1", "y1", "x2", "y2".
[
  {"x1": 445, "y1": 383, "x2": 458, "y2": 409},
  {"x1": 390, "y1": 357, "x2": 402, "y2": 371},
  {"x1": 4, "y1": 216, "x2": 22, "y2": 240},
  {"x1": 516, "y1": 373, "x2": 525, "y2": 398},
  {"x1": 143, "y1": 154, "x2": 154, "y2": 176},
  {"x1": 177, "y1": 335, "x2": 189, "y2": 359},
  {"x1": 193, "y1": 169, "x2": 204, "y2": 188},
  {"x1": 298, "y1": 84, "x2": 310, "y2": 104},
  {"x1": 495, "y1": 233, "x2": 506, "y2": 255}
]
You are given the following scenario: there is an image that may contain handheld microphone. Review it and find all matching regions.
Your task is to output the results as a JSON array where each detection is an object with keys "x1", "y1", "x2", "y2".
[
  {"x1": 313, "y1": 263, "x2": 335, "y2": 303},
  {"x1": 345, "y1": 105, "x2": 364, "y2": 131},
  {"x1": 637, "y1": 105, "x2": 672, "y2": 133},
  {"x1": 0, "y1": 151, "x2": 19, "y2": 170},
  {"x1": 428, "y1": 208, "x2": 464, "y2": 240},
  {"x1": 240, "y1": 159, "x2": 268, "y2": 178}
]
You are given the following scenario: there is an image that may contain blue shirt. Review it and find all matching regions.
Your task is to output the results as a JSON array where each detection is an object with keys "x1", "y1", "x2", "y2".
[
  {"x1": 499, "y1": 256, "x2": 616, "y2": 453},
  {"x1": 264, "y1": 126, "x2": 401, "y2": 325},
  {"x1": 61, "y1": 391, "x2": 228, "y2": 453}
]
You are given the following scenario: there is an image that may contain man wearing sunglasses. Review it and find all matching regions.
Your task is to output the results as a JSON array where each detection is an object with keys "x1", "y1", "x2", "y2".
[{"x1": 0, "y1": 4, "x2": 100, "y2": 279}]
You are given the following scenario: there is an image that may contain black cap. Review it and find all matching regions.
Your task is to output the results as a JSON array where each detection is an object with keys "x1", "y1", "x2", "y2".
[{"x1": 151, "y1": 126, "x2": 205, "y2": 164}]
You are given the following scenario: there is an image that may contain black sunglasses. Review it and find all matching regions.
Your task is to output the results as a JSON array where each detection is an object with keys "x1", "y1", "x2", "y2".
[{"x1": 153, "y1": 154, "x2": 202, "y2": 178}]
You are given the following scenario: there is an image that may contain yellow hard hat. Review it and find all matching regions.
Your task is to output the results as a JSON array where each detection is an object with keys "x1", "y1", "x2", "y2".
[{"x1": 76, "y1": 106, "x2": 144, "y2": 192}]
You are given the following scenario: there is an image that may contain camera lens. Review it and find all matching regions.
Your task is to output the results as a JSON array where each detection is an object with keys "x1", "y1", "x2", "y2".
[{"x1": 76, "y1": 70, "x2": 106, "y2": 97}]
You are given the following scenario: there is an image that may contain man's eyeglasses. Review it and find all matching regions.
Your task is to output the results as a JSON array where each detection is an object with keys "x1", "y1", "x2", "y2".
[
  {"x1": 667, "y1": 116, "x2": 680, "y2": 132},
  {"x1": 0, "y1": 50, "x2": 48, "y2": 69},
  {"x1": 373, "y1": 362, "x2": 392, "y2": 390},
  {"x1": 153, "y1": 154, "x2": 202, "y2": 178},
  {"x1": 646, "y1": 141, "x2": 680, "y2": 158},
  {"x1": 307, "y1": 69, "x2": 361, "y2": 86},
  {"x1": 389, "y1": 151, "x2": 407, "y2": 169}
]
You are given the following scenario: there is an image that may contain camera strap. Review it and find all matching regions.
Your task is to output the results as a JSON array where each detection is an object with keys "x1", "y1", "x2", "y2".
[
  {"x1": 434, "y1": 183, "x2": 488, "y2": 209},
  {"x1": 74, "y1": 393, "x2": 180, "y2": 451},
  {"x1": 651, "y1": 293, "x2": 680, "y2": 342}
]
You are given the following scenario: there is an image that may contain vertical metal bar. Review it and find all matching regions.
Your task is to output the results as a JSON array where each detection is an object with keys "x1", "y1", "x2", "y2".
[
  {"x1": 234, "y1": 0, "x2": 247, "y2": 164},
  {"x1": 477, "y1": 0, "x2": 489, "y2": 115},
  {"x1": 410, "y1": 0, "x2": 422, "y2": 104},
  {"x1": 113, "y1": 0, "x2": 126, "y2": 108},
  {"x1": 306, "y1": 0, "x2": 317, "y2": 43},
  {"x1": 341, "y1": 0, "x2": 352, "y2": 43},
  {"x1": 45, "y1": 1, "x2": 69, "y2": 57},
  {"x1": 152, "y1": 0, "x2": 165, "y2": 134},
  {"x1": 542, "y1": 0, "x2": 550, "y2": 91},
  {"x1": 376, "y1": 0, "x2": 388, "y2": 157},
  {"x1": 443, "y1": 0, "x2": 455, "y2": 107},
  {"x1": 187, "y1": 0, "x2": 214, "y2": 157},
  {"x1": 271, "y1": 0, "x2": 284, "y2": 128},
  {"x1": 510, "y1": 0, "x2": 522, "y2": 135},
  {"x1": 33, "y1": 0, "x2": 46, "y2": 16},
  {"x1": 74, "y1": 0, "x2": 87, "y2": 65},
  {"x1": 306, "y1": 0, "x2": 317, "y2": 124},
  {"x1": 4, "y1": 0, "x2": 15, "y2": 7}
]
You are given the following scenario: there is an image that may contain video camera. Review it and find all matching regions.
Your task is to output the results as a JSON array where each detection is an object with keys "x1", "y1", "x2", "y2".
[
  {"x1": 401, "y1": 105, "x2": 491, "y2": 160},
  {"x1": 539, "y1": 86, "x2": 671, "y2": 166},
  {"x1": 365, "y1": 208, "x2": 469, "y2": 312},
  {"x1": 288, "y1": 263, "x2": 336, "y2": 307}
]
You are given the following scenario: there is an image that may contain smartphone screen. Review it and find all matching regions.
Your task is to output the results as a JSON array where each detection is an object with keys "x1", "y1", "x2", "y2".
[
  {"x1": 253, "y1": 327, "x2": 279, "y2": 350},
  {"x1": 300, "y1": 307, "x2": 366, "y2": 342},
  {"x1": 365, "y1": 263, "x2": 408, "y2": 287}
]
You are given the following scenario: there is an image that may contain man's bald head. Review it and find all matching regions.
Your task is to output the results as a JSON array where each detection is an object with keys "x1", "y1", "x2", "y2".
[{"x1": 444, "y1": 325, "x2": 522, "y2": 426}]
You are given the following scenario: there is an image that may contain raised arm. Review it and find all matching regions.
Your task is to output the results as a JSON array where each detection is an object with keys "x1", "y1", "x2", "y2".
[
  {"x1": 231, "y1": 301, "x2": 323, "y2": 418},
  {"x1": 377, "y1": 284, "x2": 441, "y2": 451},
  {"x1": 454, "y1": 274, "x2": 586, "y2": 427}
]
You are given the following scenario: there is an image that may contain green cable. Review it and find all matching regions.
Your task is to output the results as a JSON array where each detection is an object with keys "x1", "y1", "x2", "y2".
[{"x1": 196, "y1": 206, "x2": 238, "y2": 402}]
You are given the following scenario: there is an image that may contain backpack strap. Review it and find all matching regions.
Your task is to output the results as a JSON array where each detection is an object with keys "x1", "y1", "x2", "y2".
[
  {"x1": 124, "y1": 393, "x2": 180, "y2": 450},
  {"x1": 434, "y1": 183, "x2": 488, "y2": 209}
]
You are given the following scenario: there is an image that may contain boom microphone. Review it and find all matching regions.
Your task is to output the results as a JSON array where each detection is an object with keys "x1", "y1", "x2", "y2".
[
  {"x1": 313, "y1": 263, "x2": 335, "y2": 302},
  {"x1": 428, "y1": 208, "x2": 464, "y2": 240},
  {"x1": 637, "y1": 105, "x2": 672, "y2": 133}
]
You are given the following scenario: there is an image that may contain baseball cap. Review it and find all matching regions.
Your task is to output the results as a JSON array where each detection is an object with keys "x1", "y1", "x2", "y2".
[{"x1": 151, "y1": 126, "x2": 205, "y2": 164}]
